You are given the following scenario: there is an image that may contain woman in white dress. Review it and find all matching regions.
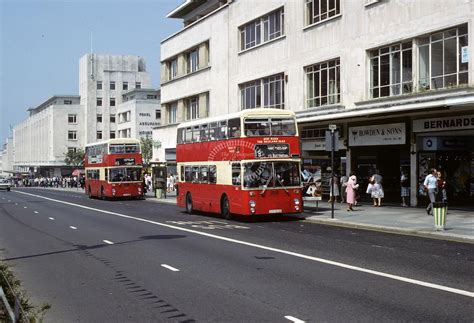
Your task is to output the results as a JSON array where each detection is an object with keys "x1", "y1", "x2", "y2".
[{"x1": 370, "y1": 171, "x2": 384, "y2": 207}]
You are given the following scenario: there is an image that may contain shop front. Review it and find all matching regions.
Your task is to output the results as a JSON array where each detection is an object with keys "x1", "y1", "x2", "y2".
[
  {"x1": 300, "y1": 125, "x2": 346, "y2": 199},
  {"x1": 348, "y1": 122, "x2": 410, "y2": 204},
  {"x1": 413, "y1": 114, "x2": 474, "y2": 207}
]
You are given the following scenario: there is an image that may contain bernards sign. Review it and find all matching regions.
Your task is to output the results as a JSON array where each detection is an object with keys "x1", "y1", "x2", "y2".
[{"x1": 413, "y1": 115, "x2": 474, "y2": 133}]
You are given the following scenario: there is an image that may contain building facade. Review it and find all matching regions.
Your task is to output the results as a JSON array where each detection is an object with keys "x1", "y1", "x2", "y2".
[
  {"x1": 13, "y1": 95, "x2": 83, "y2": 177},
  {"x1": 155, "y1": 0, "x2": 474, "y2": 206},
  {"x1": 79, "y1": 54, "x2": 152, "y2": 144},
  {"x1": 117, "y1": 88, "x2": 161, "y2": 139}
]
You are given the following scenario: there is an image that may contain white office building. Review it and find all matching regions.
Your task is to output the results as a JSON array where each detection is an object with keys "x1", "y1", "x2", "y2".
[
  {"x1": 154, "y1": 0, "x2": 474, "y2": 206},
  {"x1": 117, "y1": 88, "x2": 161, "y2": 139},
  {"x1": 13, "y1": 95, "x2": 83, "y2": 177},
  {"x1": 79, "y1": 54, "x2": 152, "y2": 144}
]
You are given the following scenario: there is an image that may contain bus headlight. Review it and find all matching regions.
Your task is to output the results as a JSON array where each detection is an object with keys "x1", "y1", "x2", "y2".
[
  {"x1": 294, "y1": 199, "x2": 300, "y2": 205},
  {"x1": 112, "y1": 188, "x2": 116, "y2": 196},
  {"x1": 249, "y1": 200, "x2": 256, "y2": 208},
  {"x1": 250, "y1": 207, "x2": 256, "y2": 214},
  {"x1": 295, "y1": 205, "x2": 300, "y2": 211}
]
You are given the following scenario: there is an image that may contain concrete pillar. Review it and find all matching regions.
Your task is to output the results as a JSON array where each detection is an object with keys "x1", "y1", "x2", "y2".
[
  {"x1": 198, "y1": 42, "x2": 209, "y2": 68},
  {"x1": 410, "y1": 142, "x2": 418, "y2": 206},
  {"x1": 198, "y1": 93, "x2": 208, "y2": 118},
  {"x1": 177, "y1": 100, "x2": 185, "y2": 123}
]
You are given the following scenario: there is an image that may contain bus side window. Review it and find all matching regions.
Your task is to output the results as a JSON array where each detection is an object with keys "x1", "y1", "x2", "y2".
[
  {"x1": 232, "y1": 163, "x2": 241, "y2": 186},
  {"x1": 209, "y1": 122, "x2": 217, "y2": 140},
  {"x1": 193, "y1": 125, "x2": 200, "y2": 142},
  {"x1": 177, "y1": 128, "x2": 184, "y2": 144},
  {"x1": 199, "y1": 166, "x2": 209, "y2": 183},
  {"x1": 228, "y1": 118, "x2": 241, "y2": 138},
  {"x1": 200, "y1": 124, "x2": 208, "y2": 141},
  {"x1": 192, "y1": 166, "x2": 200, "y2": 183},
  {"x1": 218, "y1": 120, "x2": 227, "y2": 139},
  {"x1": 185, "y1": 127, "x2": 192, "y2": 143},
  {"x1": 180, "y1": 166, "x2": 184, "y2": 182},
  {"x1": 104, "y1": 168, "x2": 108, "y2": 181},
  {"x1": 209, "y1": 165, "x2": 217, "y2": 184},
  {"x1": 185, "y1": 166, "x2": 192, "y2": 182}
]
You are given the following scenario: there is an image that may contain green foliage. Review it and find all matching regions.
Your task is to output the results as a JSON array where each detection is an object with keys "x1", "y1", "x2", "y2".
[
  {"x1": 0, "y1": 262, "x2": 50, "y2": 322},
  {"x1": 140, "y1": 137, "x2": 153, "y2": 167},
  {"x1": 64, "y1": 148, "x2": 85, "y2": 167}
]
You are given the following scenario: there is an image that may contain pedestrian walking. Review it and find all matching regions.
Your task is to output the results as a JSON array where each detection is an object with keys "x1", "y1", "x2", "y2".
[
  {"x1": 328, "y1": 174, "x2": 340, "y2": 203},
  {"x1": 370, "y1": 170, "x2": 384, "y2": 207},
  {"x1": 345, "y1": 173, "x2": 359, "y2": 211},
  {"x1": 340, "y1": 174, "x2": 348, "y2": 203},
  {"x1": 436, "y1": 170, "x2": 447, "y2": 203},
  {"x1": 400, "y1": 171, "x2": 410, "y2": 207},
  {"x1": 423, "y1": 168, "x2": 438, "y2": 215}
]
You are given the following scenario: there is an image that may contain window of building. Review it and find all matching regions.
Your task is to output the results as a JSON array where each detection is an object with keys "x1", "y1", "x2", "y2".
[
  {"x1": 97, "y1": 131, "x2": 103, "y2": 140},
  {"x1": 68, "y1": 131, "x2": 77, "y2": 140},
  {"x1": 110, "y1": 98, "x2": 116, "y2": 106},
  {"x1": 64, "y1": 100, "x2": 72, "y2": 105},
  {"x1": 186, "y1": 97, "x2": 199, "y2": 120},
  {"x1": 135, "y1": 82, "x2": 141, "y2": 89},
  {"x1": 187, "y1": 49, "x2": 199, "y2": 73},
  {"x1": 97, "y1": 81, "x2": 102, "y2": 90},
  {"x1": 240, "y1": 8, "x2": 284, "y2": 51},
  {"x1": 370, "y1": 42, "x2": 412, "y2": 98},
  {"x1": 147, "y1": 95, "x2": 157, "y2": 99},
  {"x1": 68, "y1": 114, "x2": 77, "y2": 124},
  {"x1": 156, "y1": 110, "x2": 161, "y2": 120},
  {"x1": 110, "y1": 114, "x2": 116, "y2": 123},
  {"x1": 240, "y1": 73, "x2": 285, "y2": 110},
  {"x1": 168, "y1": 102, "x2": 177, "y2": 124},
  {"x1": 123, "y1": 82, "x2": 128, "y2": 91},
  {"x1": 97, "y1": 114, "x2": 102, "y2": 123},
  {"x1": 170, "y1": 59, "x2": 178, "y2": 80},
  {"x1": 68, "y1": 147, "x2": 77, "y2": 153},
  {"x1": 110, "y1": 131, "x2": 116, "y2": 139},
  {"x1": 110, "y1": 81, "x2": 115, "y2": 90},
  {"x1": 305, "y1": 58, "x2": 340, "y2": 108},
  {"x1": 305, "y1": 0, "x2": 340, "y2": 26},
  {"x1": 97, "y1": 98, "x2": 102, "y2": 106},
  {"x1": 418, "y1": 24, "x2": 468, "y2": 90}
]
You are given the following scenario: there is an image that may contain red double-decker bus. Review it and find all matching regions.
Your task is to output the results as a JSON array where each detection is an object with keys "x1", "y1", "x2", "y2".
[
  {"x1": 84, "y1": 138, "x2": 143, "y2": 199},
  {"x1": 176, "y1": 108, "x2": 302, "y2": 219}
]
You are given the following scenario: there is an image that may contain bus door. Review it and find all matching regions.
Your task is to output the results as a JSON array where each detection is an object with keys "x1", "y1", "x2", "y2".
[{"x1": 152, "y1": 164, "x2": 167, "y2": 198}]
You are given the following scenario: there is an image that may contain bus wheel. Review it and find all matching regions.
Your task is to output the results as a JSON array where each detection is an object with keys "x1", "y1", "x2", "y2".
[
  {"x1": 221, "y1": 195, "x2": 232, "y2": 220},
  {"x1": 88, "y1": 186, "x2": 92, "y2": 199},
  {"x1": 186, "y1": 193, "x2": 193, "y2": 214}
]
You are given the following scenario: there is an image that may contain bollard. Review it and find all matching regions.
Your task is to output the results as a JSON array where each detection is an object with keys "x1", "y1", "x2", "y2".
[{"x1": 433, "y1": 202, "x2": 447, "y2": 231}]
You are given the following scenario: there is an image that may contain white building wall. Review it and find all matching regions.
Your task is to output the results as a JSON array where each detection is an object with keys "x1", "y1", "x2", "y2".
[
  {"x1": 154, "y1": 0, "x2": 474, "y2": 162},
  {"x1": 79, "y1": 54, "x2": 152, "y2": 144}
]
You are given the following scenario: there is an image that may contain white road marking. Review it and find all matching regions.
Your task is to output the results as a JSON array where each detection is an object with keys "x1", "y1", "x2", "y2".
[
  {"x1": 23, "y1": 206, "x2": 27, "y2": 209},
  {"x1": 285, "y1": 316, "x2": 305, "y2": 323},
  {"x1": 161, "y1": 264, "x2": 180, "y2": 272},
  {"x1": 48, "y1": 217, "x2": 55, "y2": 220},
  {"x1": 34, "y1": 211, "x2": 39, "y2": 214},
  {"x1": 8, "y1": 200, "x2": 11, "y2": 202},
  {"x1": 69, "y1": 226, "x2": 77, "y2": 230},
  {"x1": 103, "y1": 240, "x2": 114, "y2": 245},
  {"x1": 15, "y1": 203, "x2": 18, "y2": 205},
  {"x1": 13, "y1": 190, "x2": 474, "y2": 298}
]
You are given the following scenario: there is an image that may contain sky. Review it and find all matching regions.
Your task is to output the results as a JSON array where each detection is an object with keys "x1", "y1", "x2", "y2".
[{"x1": 0, "y1": 0, "x2": 183, "y2": 147}]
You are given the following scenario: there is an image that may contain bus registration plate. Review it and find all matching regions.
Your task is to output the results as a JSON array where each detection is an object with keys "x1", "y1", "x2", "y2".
[{"x1": 269, "y1": 209, "x2": 282, "y2": 214}]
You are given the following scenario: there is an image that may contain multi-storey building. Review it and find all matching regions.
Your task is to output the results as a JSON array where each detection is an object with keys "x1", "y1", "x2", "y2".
[
  {"x1": 117, "y1": 88, "x2": 161, "y2": 139},
  {"x1": 154, "y1": 0, "x2": 474, "y2": 206},
  {"x1": 0, "y1": 138, "x2": 14, "y2": 176},
  {"x1": 79, "y1": 54, "x2": 152, "y2": 144},
  {"x1": 13, "y1": 95, "x2": 83, "y2": 177}
]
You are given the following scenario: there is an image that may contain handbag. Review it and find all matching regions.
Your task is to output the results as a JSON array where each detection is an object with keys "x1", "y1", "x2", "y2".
[{"x1": 418, "y1": 184, "x2": 427, "y2": 196}]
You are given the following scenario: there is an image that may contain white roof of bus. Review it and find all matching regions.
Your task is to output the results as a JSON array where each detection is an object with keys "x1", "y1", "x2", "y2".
[
  {"x1": 84, "y1": 138, "x2": 140, "y2": 148},
  {"x1": 177, "y1": 108, "x2": 296, "y2": 129}
]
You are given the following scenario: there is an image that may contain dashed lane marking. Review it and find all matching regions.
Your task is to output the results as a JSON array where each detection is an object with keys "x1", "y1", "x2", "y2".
[
  {"x1": 69, "y1": 226, "x2": 77, "y2": 230},
  {"x1": 103, "y1": 240, "x2": 114, "y2": 245},
  {"x1": 161, "y1": 264, "x2": 180, "y2": 272},
  {"x1": 34, "y1": 211, "x2": 39, "y2": 214},
  {"x1": 48, "y1": 217, "x2": 55, "y2": 221},
  {"x1": 285, "y1": 316, "x2": 305, "y2": 323},
  {"x1": 13, "y1": 190, "x2": 474, "y2": 299}
]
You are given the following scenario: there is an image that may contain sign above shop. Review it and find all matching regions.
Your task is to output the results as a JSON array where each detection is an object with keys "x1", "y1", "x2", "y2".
[
  {"x1": 349, "y1": 123, "x2": 406, "y2": 146},
  {"x1": 413, "y1": 115, "x2": 474, "y2": 133}
]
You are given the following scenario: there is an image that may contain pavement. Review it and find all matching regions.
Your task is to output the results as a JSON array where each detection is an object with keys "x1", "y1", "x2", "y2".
[{"x1": 15, "y1": 186, "x2": 474, "y2": 244}]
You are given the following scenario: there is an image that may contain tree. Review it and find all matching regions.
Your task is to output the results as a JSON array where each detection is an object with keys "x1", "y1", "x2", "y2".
[
  {"x1": 140, "y1": 137, "x2": 153, "y2": 167},
  {"x1": 64, "y1": 148, "x2": 85, "y2": 167}
]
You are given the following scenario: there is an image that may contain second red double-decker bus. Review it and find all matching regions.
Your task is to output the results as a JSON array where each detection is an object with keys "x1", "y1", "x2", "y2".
[
  {"x1": 84, "y1": 138, "x2": 143, "y2": 199},
  {"x1": 176, "y1": 108, "x2": 302, "y2": 219}
]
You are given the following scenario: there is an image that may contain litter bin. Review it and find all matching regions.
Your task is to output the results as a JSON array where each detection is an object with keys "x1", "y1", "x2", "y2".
[
  {"x1": 155, "y1": 188, "x2": 163, "y2": 199},
  {"x1": 433, "y1": 202, "x2": 447, "y2": 231}
]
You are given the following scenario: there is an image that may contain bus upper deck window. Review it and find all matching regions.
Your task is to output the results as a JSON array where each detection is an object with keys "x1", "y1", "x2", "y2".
[
  {"x1": 185, "y1": 128, "x2": 192, "y2": 143},
  {"x1": 200, "y1": 124, "x2": 209, "y2": 141},
  {"x1": 209, "y1": 122, "x2": 217, "y2": 140},
  {"x1": 228, "y1": 118, "x2": 241, "y2": 138},
  {"x1": 193, "y1": 126, "x2": 200, "y2": 142}
]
